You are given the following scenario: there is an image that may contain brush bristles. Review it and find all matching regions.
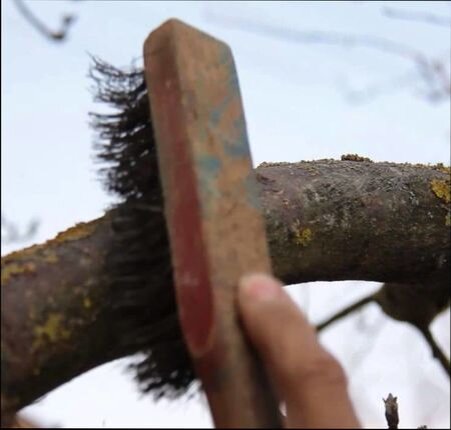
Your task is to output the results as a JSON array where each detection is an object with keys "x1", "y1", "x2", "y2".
[{"x1": 90, "y1": 57, "x2": 196, "y2": 399}]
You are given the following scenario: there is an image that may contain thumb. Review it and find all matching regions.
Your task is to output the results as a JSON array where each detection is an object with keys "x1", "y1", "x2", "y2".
[{"x1": 238, "y1": 273, "x2": 360, "y2": 429}]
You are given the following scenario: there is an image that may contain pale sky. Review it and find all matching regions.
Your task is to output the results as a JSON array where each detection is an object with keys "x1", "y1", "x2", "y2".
[{"x1": 2, "y1": 1, "x2": 450, "y2": 428}]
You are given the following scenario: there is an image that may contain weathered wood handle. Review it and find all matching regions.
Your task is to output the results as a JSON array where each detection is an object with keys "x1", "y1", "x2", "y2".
[{"x1": 144, "y1": 18, "x2": 282, "y2": 428}]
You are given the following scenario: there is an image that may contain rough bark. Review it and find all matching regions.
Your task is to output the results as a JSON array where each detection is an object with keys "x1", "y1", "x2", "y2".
[
  {"x1": 259, "y1": 159, "x2": 449, "y2": 285},
  {"x1": 1, "y1": 213, "x2": 125, "y2": 426},
  {"x1": 1, "y1": 159, "x2": 450, "y2": 424}
]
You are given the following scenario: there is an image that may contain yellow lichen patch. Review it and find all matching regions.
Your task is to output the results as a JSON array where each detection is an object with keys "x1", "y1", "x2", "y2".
[
  {"x1": 53, "y1": 221, "x2": 97, "y2": 243},
  {"x1": 32, "y1": 313, "x2": 71, "y2": 350},
  {"x1": 2, "y1": 218, "x2": 102, "y2": 265},
  {"x1": 2, "y1": 243, "x2": 44, "y2": 263},
  {"x1": 83, "y1": 297, "x2": 92, "y2": 309},
  {"x1": 431, "y1": 179, "x2": 450, "y2": 204},
  {"x1": 432, "y1": 163, "x2": 451, "y2": 176},
  {"x1": 43, "y1": 250, "x2": 58, "y2": 264},
  {"x1": 1, "y1": 262, "x2": 36, "y2": 284},
  {"x1": 292, "y1": 221, "x2": 313, "y2": 247}
]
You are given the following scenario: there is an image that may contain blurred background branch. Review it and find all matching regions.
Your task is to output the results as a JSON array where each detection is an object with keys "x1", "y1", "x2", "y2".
[
  {"x1": 1, "y1": 213, "x2": 39, "y2": 245},
  {"x1": 12, "y1": 0, "x2": 78, "y2": 42},
  {"x1": 382, "y1": 6, "x2": 451, "y2": 27},
  {"x1": 316, "y1": 282, "x2": 451, "y2": 377},
  {"x1": 204, "y1": 5, "x2": 451, "y2": 104}
]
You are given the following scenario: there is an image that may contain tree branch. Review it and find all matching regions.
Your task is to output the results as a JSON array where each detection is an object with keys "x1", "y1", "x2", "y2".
[
  {"x1": 12, "y1": 0, "x2": 76, "y2": 42},
  {"x1": 204, "y1": 10, "x2": 422, "y2": 59},
  {"x1": 204, "y1": 10, "x2": 450, "y2": 103},
  {"x1": 417, "y1": 326, "x2": 450, "y2": 377},
  {"x1": 315, "y1": 294, "x2": 375, "y2": 332},
  {"x1": 1, "y1": 160, "x2": 450, "y2": 423},
  {"x1": 1, "y1": 213, "x2": 39, "y2": 245},
  {"x1": 382, "y1": 7, "x2": 451, "y2": 28}
]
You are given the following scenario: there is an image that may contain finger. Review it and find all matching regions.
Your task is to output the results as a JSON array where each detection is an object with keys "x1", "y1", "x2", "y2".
[{"x1": 238, "y1": 273, "x2": 360, "y2": 429}]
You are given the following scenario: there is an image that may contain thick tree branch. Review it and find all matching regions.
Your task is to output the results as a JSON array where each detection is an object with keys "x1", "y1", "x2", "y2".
[
  {"x1": 260, "y1": 160, "x2": 449, "y2": 286},
  {"x1": 1, "y1": 160, "x2": 450, "y2": 423},
  {"x1": 1, "y1": 213, "x2": 124, "y2": 426}
]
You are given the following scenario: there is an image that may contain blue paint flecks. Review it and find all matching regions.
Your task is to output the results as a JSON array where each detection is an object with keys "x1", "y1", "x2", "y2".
[
  {"x1": 218, "y1": 43, "x2": 233, "y2": 69},
  {"x1": 197, "y1": 154, "x2": 221, "y2": 177},
  {"x1": 210, "y1": 104, "x2": 224, "y2": 126},
  {"x1": 209, "y1": 91, "x2": 234, "y2": 126},
  {"x1": 227, "y1": 64, "x2": 240, "y2": 93},
  {"x1": 223, "y1": 138, "x2": 250, "y2": 159},
  {"x1": 207, "y1": 43, "x2": 252, "y2": 160},
  {"x1": 196, "y1": 154, "x2": 221, "y2": 216}
]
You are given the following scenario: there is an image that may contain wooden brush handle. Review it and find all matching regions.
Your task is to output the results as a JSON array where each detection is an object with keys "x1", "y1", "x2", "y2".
[{"x1": 144, "y1": 19, "x2": 282, "y2": 428}]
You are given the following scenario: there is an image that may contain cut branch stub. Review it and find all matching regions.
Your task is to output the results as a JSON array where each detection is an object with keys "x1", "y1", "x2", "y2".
[
  {"x1": 383, "y1": 393, "x2": 399, "y2": 430},
  {"x1": 375, "y1": 281, "x2": 450, "y2": 328}
]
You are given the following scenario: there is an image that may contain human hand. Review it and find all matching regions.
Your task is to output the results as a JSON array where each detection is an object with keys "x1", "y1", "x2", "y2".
[{"x1": 238, "y1": 273, "x2": 361, "y2": 429}]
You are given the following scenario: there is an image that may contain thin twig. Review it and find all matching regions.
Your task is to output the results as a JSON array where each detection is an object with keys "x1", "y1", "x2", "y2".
[
  {"x1": 1, "y1": 213, "x2": 39, "y2": 244},
  {"x1": 342, "y1": 70, "x2": 419, "y2": 103},
  {"x1": 204, "y1": 10, "x2": 422, "y2": 60},
  {"x1": 383, "y1": 7, "x2": 451, "y2": 27},
  {"x1": 315, "y1": 294, "x2": 375, "y2": 332},
  {"x1": 13, "y1": 0, "x2": 76, "y2": 42},
  {"x1": 205, "y1": 9, "x2": 451, "y2": 103},
  {"x1": 417, "y1": 325, "x2": 451, "y2": 377}
]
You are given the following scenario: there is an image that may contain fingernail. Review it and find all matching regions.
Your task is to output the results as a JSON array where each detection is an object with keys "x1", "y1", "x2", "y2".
[{"x1": 239, "y1": 273, "x2": 282, "y2": 301}]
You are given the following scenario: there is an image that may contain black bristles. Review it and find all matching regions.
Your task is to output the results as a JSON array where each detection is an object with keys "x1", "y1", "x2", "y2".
[
  {"x1": 137, "y1": 340, "x2": 196, "y2": 399},
  {"x1": 90, "y1": 57, "x2": 196, "y2": 399}
]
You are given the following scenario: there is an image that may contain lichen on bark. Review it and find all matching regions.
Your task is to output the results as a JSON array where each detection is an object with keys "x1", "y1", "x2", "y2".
[{"x1": 1, "y1": 160, "x2": 450, "y2": 425}]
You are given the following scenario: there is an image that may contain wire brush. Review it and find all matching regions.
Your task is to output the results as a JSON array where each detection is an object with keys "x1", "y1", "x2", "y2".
[{"x1": 89, "y1": 57, "x2": 196, "y2": 400}]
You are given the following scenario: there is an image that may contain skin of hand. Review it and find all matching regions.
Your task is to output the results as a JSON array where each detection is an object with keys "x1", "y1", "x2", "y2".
[{"x1": 238, "y1": 273, "x2": 361, "y2": 429}]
